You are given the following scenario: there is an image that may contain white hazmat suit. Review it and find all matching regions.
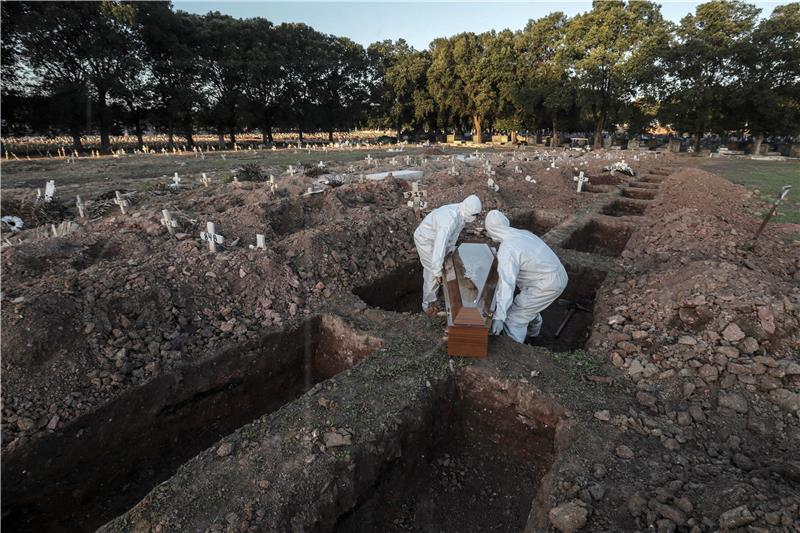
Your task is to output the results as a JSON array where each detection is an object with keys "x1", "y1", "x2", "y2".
[
  {"x1": 486, "y1": 210, "x2": 568, "y2": 343},
  {"x1": 414, "y1": 195, "x2": 482, "y2": 311}
]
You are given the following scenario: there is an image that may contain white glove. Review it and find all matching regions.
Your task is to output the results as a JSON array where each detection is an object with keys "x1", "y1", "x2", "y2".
[{"x1": 491, "y1": 319, "x2": 504, "y2": 336}]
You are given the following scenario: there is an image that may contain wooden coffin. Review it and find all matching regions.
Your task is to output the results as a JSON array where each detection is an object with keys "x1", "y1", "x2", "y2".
[{"x1": 443, "y1": 243, "x2": 499, "y2": 357}]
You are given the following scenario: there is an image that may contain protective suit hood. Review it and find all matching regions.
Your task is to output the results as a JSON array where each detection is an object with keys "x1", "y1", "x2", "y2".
[
  {"x1": 485, "y1": 209, "x2": 514, "y2": 242},
  {"x1": 458, "y1": 195, "x2": 482, "y2": 223}
]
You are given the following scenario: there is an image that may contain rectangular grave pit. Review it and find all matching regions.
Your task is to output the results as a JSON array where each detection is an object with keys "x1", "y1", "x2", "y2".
[
  {"x1": 334, "y1": 369, "x2": 561, "y2": 533},
  {"x1": 528, "y1": 262, "x2": 607, "y2": 352},
  {"x1": 354, "y1": 261, "x2": 424, "y2": 313},
  {"x1": 510, "y1": 208, "x2": 567, "y2": 237},
  {"x1": 621, "y1": 187, "x2": 657, "y2": 200},
  {"x1": 562, "y1": 217, "x2": 635, "y2": 257},
  {"x1": 1, "y1": 315, "x2": 381, "y2": 533},
  {"x1": 628, "y1": 181, "x2": 660, "y2": 190},
  {"x1": 601, "y1": 198, "x2": 649, "y2": 217}
]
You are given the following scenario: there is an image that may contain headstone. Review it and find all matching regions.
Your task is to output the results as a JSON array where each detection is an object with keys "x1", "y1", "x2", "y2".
[
  {"x1": 200, "y1": 221, "x2": 224, "y2": 252},
  {"x1": 44, "y1": 180, "x2": 55, "y2": 202}
]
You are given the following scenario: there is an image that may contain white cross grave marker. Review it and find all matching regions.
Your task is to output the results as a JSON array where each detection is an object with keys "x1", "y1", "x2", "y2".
[
  {"x1": 171, "y1": 173, "x2": 181, "y2": 188},
  {"x1": 200, "y1": 221, "x2": 224, "y2": 252},
  {"x1": 114, "y1": 191, "x2": 129, "y2": 214},
  {"x1": 76, "y1": 196, "x2": 86, "y2": 218},
  {"x1": 287, "y1": 165, "x2": 296, "y2": 176},
  {"x1": 573, "y1": 171, "x2": 589, "y2": 192},
  {"x1": 161, "y1": 209, "x2": 178, "y2": 235},
  {"x1": 201, "y1": 173, "x2": 210, "y2": 187},
  {"x1": 525, "y1": 175, "x2": 537, "y2": 183},
  {"x1": 317, "y1": 161, "x2": 325, "y2": 169}
]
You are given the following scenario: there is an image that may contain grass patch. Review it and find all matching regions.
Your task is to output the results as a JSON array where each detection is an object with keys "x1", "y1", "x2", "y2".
[{"x1": 701, "y1": 159, "x2": 800, "y2": 224}]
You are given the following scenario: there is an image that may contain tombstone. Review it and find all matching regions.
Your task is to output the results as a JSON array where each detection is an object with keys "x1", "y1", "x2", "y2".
[
  {"x1": 200, "y1": 221, "x2": 224, "y2": 252},
  {"x1": 161, "y1": 209, "x2": 178, "y2": 235},
  {"x1": 442, "y1": 243, "x2": 499, "y2": 357},
  {"x1": 76, "y1": 196, "x2": 86, "y2": 218},
  {"x1": 573, "y1": 171, "x2": 589, "y2": 192},
  {"x1": 114, "y1": 191, "x2": 129, "y2": 214},
  {"x1": 403, "y1": 182, "x2": 428, "y2": 219}
]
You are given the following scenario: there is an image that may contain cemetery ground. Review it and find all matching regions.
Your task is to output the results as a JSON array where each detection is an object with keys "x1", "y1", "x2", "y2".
[{"x1": 1, "y1": 145, "x2": 799, "y2": 533}]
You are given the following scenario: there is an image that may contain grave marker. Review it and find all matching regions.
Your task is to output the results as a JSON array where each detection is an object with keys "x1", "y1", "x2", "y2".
[
  {"x1": 201, "y1": 173, "x2": 210, "y2": 187},
  {"x1": 573, "y1": 171, "x2": 589, "y2": 192},
  {"x1": 171, "y1": 173, "x2": 181, "y2": 188},
  {"x1": 161, "y1": 209, "x2": 178, "y2": 235},
  {"x1": 250, "y1": 234, "x2": 267, "y2": 250},
  {"x1": 44, "y1": 180, "x2": 55, "y2": 202},
  {"x1": 200, "y1": 221, "x2": 224, "y2": 252},
  {"x1": 487, "y1": 178, "x2": 500, "y2": 192},
  {"x1": 404, "y1": 182, "x2": 428, "y2": 219},
  {"x1": 76, "y1": 196, "x2": 86, "y2": 218},
  {"x1": 114, "y1": 191, "x2": 129, "y2": 214}
]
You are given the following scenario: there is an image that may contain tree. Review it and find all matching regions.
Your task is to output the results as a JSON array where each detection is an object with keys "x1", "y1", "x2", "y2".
[
  {"x1": 240, "y1": 18, "x2": 281, "y2": 144},
  {"x1": 428, "y1": 32, "x2": 511, "y2": 143},
  {"x1": 17, "y1": 2, "x2": 142, "y2": 152},
  {"x1": 733, "y1": 3, "x2": 800, "y2": 153},
  {"x1": 566, "y1": 0, "x2": 669, "y2": 148},
  {"x1": 660, "y1": 0, "x2": 760, "y2": 151},
  {"x1": 514, "y1": 13, "x2": 575, "y2": 146}
]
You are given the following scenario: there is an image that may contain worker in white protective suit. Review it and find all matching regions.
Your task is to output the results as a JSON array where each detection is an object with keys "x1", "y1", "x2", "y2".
[
  {"x1": 485, "y1": 210, "x2": 568, "y2": 343},
  {"x1": 414, "y1": 195, "x2": 482, "y2": 315}
]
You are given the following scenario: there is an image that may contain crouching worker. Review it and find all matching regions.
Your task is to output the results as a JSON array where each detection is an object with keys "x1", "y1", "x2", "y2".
[
  {"x1": 485, "y1": 210, "x2": 568, "y2": 343},
  {"x1": 414, "y1": 194, "x2": 482, "y2": 316}
]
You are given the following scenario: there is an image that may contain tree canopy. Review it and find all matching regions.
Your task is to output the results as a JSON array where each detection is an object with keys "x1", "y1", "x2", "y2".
[{"x1": 2, "y1": 0, "x2": 798, "y2": 151}]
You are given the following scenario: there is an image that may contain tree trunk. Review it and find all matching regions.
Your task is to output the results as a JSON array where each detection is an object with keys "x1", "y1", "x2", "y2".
[
  {"x1": 592, "y1": 112, "x2": 604, "y2": 149},
  {"x1": 551, "y1": 115, "x2": 559, "y2": 148},
  {"x1": 693, "y1": 123, "x2": 703, "y2": 153},
  {"x1": 298, "y1": 127, "x2": 304, "y2": 143},
  {"x1": 327, "y1": 130, "x2": 333, "y2": 142},
  {"x1": 752, "y1": 133, "x2": 764, "y2": 155},
  {"x1": 472, "y1": 114, "x2": 482, "y2": 144},
  {"x1": 229, "y1": 129, "x2": 236, "y2": 145},
  {"x1": 185, "y1": 126, "x2": 194, "y2": 147},
  {"x1": 134, "y1": 116, "x2": 144, "y2": 150},
  {"x1": 217, "y1": 131, "x2": 225, "y2": 149},
  {"x1": 510, "y1": 131, "x2": 518, "y2": 144},
  {"x1": 98, "y1": 87, "x2": 110, "y2": 153},
  {"x1": 70, "y1": 126, "x2": 83, "y2": 152},
  {"x1": 167, "y1": 122, "x2": 174, "y2": 149}
]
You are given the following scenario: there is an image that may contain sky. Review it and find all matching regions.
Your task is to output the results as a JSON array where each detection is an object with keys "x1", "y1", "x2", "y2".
[{"x1": 174, "y1": 1, "x2": 787, "y2": 50}]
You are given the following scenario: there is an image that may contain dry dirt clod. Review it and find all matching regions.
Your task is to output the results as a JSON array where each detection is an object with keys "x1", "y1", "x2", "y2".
[{"x1": 548, "y1": 500, "x2": 589, "y2": 533}]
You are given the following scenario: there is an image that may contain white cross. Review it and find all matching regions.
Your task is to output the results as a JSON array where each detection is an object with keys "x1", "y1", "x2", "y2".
[
  {"x1": 201, "y1": 173, "x2": 210, "y2": 187},
  {"x1": 200, "y1": 221, "x2": 224, "y2": 252},
  {"x1": 161, "y1": 209, "x2": 178, "y2": 235},
  {"x1": 232, "y1": 176, "x2": 241, "y2": 188},
  {"x1": 250, "y1": 233, "x2": 267, "y2": 250},
  {"x1": 114, "y1": 191, "x2": 129, "y2": 214},
  {"x1": 171, "y1": 173, "x2": 181, "y2": 188},
  {"x1": 287, "y1": 165, "x2": 296, "y2": 176},
  {"x1": 365, "y1": 154, "x2": 373, "y2": 165},
  {"x1": 44, "y1": 180, "x2": 55, "y2": 202},
  {"x1": 405, "y1": 155, "x2": 411, "y2": 166},
  {"x1": 573, "y1": 171, "x2": 589, "y2": 192},
  {"x1": 449, "y1": 164, "x2": 459, "y2": 176},
  {"x1": 514, "y1": 165, "x2": 522, "y2": 174},
  {"x1": 76, "y1": 196, "x2": 86, "y2": 218},
  {"x1": 390, "y1": 157, "x2": 398, "y2": 166},
  {"x1": 317, "y1": 161, "x2": 325, "y2": 169}
]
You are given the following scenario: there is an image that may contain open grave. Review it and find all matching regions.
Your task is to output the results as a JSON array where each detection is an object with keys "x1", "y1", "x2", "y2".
[
  {"x1": 353, "y1": 261, "x2": 424, "y2": 313},
  {"x1": 628, "y1": 180, "x2": 660, "y2": 189},
  {"x1": 528, "y1": 262, "x2": 607, "y2": 352},
  {"x1": 601, "y1": 198, "x2": 649, "y2": 217},
  {"x1": 335, "y1": 368, "x2": 562, "y2": 533},
  {"x1": 510, "y1": 208, "x2": 567, "y2": 237},
  {"x1": 1, "y1": 315, "x2": 381, "y2": 533},
  {"x1": 581, "y1": 184, "x2": 616, "y2": 194},
  {"x1": 622, "y1": 187, "x2": 658, "y2": 200},
  {"x1": 562, "y1": 216, "x2": 635, "y2": 257}
]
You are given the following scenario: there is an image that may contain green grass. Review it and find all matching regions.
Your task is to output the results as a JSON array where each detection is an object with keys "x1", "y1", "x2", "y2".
[{"x1": 701, "y1": 159, "x2": 800, "y2": 224}]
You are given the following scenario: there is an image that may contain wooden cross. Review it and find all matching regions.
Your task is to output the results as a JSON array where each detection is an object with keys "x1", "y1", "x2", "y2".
[
  {"x1": 232, "y1": 176, "x2": 241, "y2": 188},
  {"x1": 171, "y1": 173, "x2": 181, "y2": 188},
  {"x1": 201, "y1": 173, "x2": 210, "y2": 187},
  {"x1": 200, "y1": 221, "x2": 224, "y2": 252},
  {"x1": 114, "y1": 191, "x2": 129, "y2": 214},
  {"x1": 515, "y1": 165, "x2": 522, "y2": 174},
  {"x1": 404, "y1": 182, "x2": 427, "y2": 219},
  {"x1": 76, "y1": 196, "x2": 86, "y2": 218},
  {"x1": 161, "y1": 209, "x2": 178, "y2": 235},
  {"x1": 405, "y1": 155, "x2": 412, "y2": 166},
  {"x1": 573, "y1": 171, "x2": 589, "y2": 192}
]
